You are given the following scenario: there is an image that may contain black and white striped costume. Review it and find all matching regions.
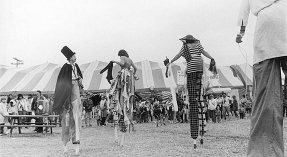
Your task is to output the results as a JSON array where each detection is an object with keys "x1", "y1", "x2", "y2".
[{"x1": 180, "y1": 43, "x2": 206, "y2": 139}]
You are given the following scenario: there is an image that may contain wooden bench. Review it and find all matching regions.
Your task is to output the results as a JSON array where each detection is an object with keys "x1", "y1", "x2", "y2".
[{"x1": 3, "y1": 115, "x2": 59, "y2": 137}]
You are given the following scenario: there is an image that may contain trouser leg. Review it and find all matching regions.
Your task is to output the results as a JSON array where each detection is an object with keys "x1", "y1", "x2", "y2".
[{"x1": 247, "y1": 58, "x2": 284, "y2": 157}]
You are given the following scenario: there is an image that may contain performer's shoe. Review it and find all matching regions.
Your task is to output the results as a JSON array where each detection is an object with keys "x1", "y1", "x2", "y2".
[{"x1": 200, "y1": 139, "x2": 203, "y2": 145}]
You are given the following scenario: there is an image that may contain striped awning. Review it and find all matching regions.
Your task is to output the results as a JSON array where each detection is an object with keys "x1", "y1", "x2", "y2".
[{"x1": 0, "y1": 60, "x2": 245, "y2": 95}]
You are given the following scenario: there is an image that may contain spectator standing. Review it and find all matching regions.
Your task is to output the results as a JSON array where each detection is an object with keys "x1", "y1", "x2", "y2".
[
  {"x1": 216, "y1": 95, "x2": 223, "y2": 119},
  {"x1": 100, "y1": 95, "x2": 108, "y2": 126},
  {"x1": 160, "y1": 103, "x2": 166, "y2": 125},
  {"x1": 222, "y1": 93, "x2": 231, "y2": 120},
  {"x1": 84, "y1": 96, "x2": 93, "y2": 127},
  {"x1": 207, "y1": 94, "x2": 217, "y2": 123},
  {"x1": 239, "y1": 95, "x2": 247, "y2": 119},
  {"x1": 246, "y1": 95, "x2": 253, "y2": 115},
  {"x1": 231, "y1": 95, "x2": 239, "y2": 118},
  {"x1": 153, "y1": 99, "x2": 161, "y2": 127},
  {"x1": 32, "y1": 90, "x2": 45, "y2": 133},
  {"x1": 215, "y1": 106, "x2": 221, "y2": 123},
  {"x1": 0, "y1": 97, "x2": 9, "y2": 135},
  {"x1": 16, "y1": 94, "x2": 28, "y2": 126}
]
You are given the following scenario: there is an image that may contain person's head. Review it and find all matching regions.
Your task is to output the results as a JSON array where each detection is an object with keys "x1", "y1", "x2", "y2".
[
  {"x1": 1, "y1": 97, "x2": 6, "y2": 103},
  {"x1": 232, "y1": 95, "x2": 236, "y2": 99},
  {"x1": 17, "y1": 94, "x2": 24, "y2": 100},
  {"x1": 69, "y1": 54, "x2": 77, "y2": 64},
  {"x1": 216, "y1": 105, "x2": 220, "y2": 110},
  {"x1": 8, "y1": 94, "x2": 13, "y2": 98},
  {"x1": 36, "y1": 90, "x2": 42, "y2": 97},
  {"x1": 222, "y1": 93, "x2": 226, "y2": 97},
  {"x1": 118, "y1": 49, "x2": 129, "y2": 58},
  {"x1": 61, "y1": 46, "x2": 76, "y2": 63},
  {"x1": 209, "y1": 94, "x2": 214, "y2": 99},
  {"x1": 242, "y1": 95, "x2": 246, "y2": 98},
  {"x1": 28, "y1": 94, "x2": 33, "y2": 99},
  {"x1": 43, "y1": 94, "x2": 49, "y2": 99},
  {"x1": 101, "y1": 95, "x2": 105, "y2": 100}
]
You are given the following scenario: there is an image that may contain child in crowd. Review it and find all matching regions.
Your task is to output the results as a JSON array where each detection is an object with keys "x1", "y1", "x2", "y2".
[{"x1": 215, "y1": 105, "x2": 221, "y2": 123}]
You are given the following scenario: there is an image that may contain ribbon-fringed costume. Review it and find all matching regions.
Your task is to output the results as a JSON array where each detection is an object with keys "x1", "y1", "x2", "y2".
[{"x1": 109, "y1": 69, "x2": 135, "y2": 132}]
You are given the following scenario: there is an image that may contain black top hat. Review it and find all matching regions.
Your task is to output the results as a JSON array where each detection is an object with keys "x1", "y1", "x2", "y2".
[{"x1": 61, "y1": 46, "x2": 75, "y2": 59}]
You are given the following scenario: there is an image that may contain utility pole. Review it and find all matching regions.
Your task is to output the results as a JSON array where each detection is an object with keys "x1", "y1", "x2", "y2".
[{"x1": 11, "y1": 57, "x2": 24, "y2": 67}]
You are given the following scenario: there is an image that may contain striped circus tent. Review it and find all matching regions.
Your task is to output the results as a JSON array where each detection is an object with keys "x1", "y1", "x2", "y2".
[
  {"x1": 0, "y1": 60, "x2": 179, "y2": 94},
  {"x1": 0, "y1": 60, "x2": 245, "y2": 95}
]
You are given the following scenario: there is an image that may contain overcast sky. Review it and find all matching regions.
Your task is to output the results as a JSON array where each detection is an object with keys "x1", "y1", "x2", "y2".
[{"x1": 0, "y1": 0, "x2": 256, "y2": 68}]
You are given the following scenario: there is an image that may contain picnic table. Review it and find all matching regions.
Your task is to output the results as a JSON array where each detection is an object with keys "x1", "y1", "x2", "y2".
[{"x1": 3, "y1": 115, "x2": 59, "y2": 137}]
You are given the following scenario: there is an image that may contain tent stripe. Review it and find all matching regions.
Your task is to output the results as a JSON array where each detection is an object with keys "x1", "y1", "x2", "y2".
[
  {"x1": 98, "y1": 70, "x2": 111, "y2": 90},
  {"x1": 11, "y1": 63, "x2": 51, "y2": 91},
  {"x1": 82, "y1": 61, "x2": 99, "y2": 89},
  {"x1": 0, "y1": 64, "x2": 43, "y2": 92},
  {"x1": 151, "y1": 62, "x2": 166, "y2": 88},
  {"x1": 141, "y1": 60, "x2": 155, "y2": 88},
  {"x1": 0, "y1": 68, "x2": 7, "y2": 78},
  {"x1": 42, "y1": 67, "x2": 61, "y2": 91},
  {"x1": 32, "y1": 65, "x2": 61, "y2": 91},
  {"x1": 21, "y1": 64, "x2": 58, "y2": 91},
  {"x1": 135, "y1": 69, "x2": 144, "y2": 89},
  {"x1": 87, "y1": 69, "x2": 103, "y2": 90},
  {"x1": 0, "y1": 72, "x2": 27, "y2": 92}
]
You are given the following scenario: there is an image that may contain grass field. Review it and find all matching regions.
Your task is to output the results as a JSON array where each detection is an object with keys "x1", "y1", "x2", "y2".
[{"x1": 1, "y1": 118, "x2": 287, "y2": 157}]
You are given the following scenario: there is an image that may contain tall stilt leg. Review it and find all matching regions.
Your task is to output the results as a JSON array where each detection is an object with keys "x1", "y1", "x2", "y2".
[
  {"x1": 200, "y1": 135, "x2": 203, "y2": 145},
  {"x1": 120, "y1": 132, "x2": 125, "y2": 147},
  {"x1": 75, "y1": 144, "x2": 80, "y2": 156},
  {"x1": 63, "y1": 143, "x2": 68, "y2": 155},
  {"x1": 115, "y1": 126, "x2": 119, "y2": 144}
]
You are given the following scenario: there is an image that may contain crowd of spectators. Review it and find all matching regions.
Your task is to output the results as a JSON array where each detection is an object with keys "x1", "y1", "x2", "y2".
[
  {"x1": 0, "y1": 90, "x2": 55, "y2": 135},
  {"x1": 206, "y1": 92, "x2": 254, "y2": 123},
  {"x1": 0, "y1": 90, "x2": 257, "y2": 136}
]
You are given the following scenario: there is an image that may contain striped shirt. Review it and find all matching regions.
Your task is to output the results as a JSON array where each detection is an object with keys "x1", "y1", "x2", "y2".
[{"x1": 180, "y1": 43, "x2": 204, "y2": 73}]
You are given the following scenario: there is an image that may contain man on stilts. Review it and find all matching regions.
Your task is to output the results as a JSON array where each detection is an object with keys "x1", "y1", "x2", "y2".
[
  {"x1": 53, "y1": 46, "x2": 84, "y2": 156},
  {"x1": 166, "y1": 35, "x2": 215, "y2": 148}
]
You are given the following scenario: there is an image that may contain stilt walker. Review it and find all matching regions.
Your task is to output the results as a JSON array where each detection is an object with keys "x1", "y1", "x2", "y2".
[
  {"x1": 100, "y1": 49, "x2": 138, "y2": 147},
  {"x1": 53, "y1": 46, "x2": 84, "y2": 156},
  {"x1": 166, "y1": 35, "x2": 215, "y2": 149}
]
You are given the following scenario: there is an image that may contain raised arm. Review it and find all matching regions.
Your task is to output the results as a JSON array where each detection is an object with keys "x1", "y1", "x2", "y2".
[
  {"x1": 202, "y1": 50, "x2": 213, "y2": 60},
  {"x1": 167, "y1": 52, "x2": 182, "y2": 67}
]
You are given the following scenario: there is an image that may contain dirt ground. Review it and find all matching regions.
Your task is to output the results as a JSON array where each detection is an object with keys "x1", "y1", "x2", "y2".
[{"x1": 1, "y1": 118, "x2": 287, "y2": 157}]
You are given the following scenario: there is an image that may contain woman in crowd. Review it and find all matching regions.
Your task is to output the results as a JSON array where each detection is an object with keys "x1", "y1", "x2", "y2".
[
  {"x1": 0, "y1": 97, "x2": 9, "y2": 136},
  {"x1": 109, "y1": 49, "x2": 138, "y2": 147},
  {"x1": 166, "y1": 34, "x2": 215, "y2": 148}
]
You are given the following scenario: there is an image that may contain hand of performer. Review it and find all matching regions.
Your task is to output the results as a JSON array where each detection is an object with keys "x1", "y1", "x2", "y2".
[
  {"x1": 236, "y1": 33, "x2": 243, "y2": 43},
  {"x1": 134, "y1": 75, "x2": 139, "y2": 80}
]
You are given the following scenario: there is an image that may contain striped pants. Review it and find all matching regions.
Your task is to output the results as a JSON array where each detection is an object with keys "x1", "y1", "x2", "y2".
[{"x1": 187, "y1": 72, "x2": 203, "y2": 139}]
